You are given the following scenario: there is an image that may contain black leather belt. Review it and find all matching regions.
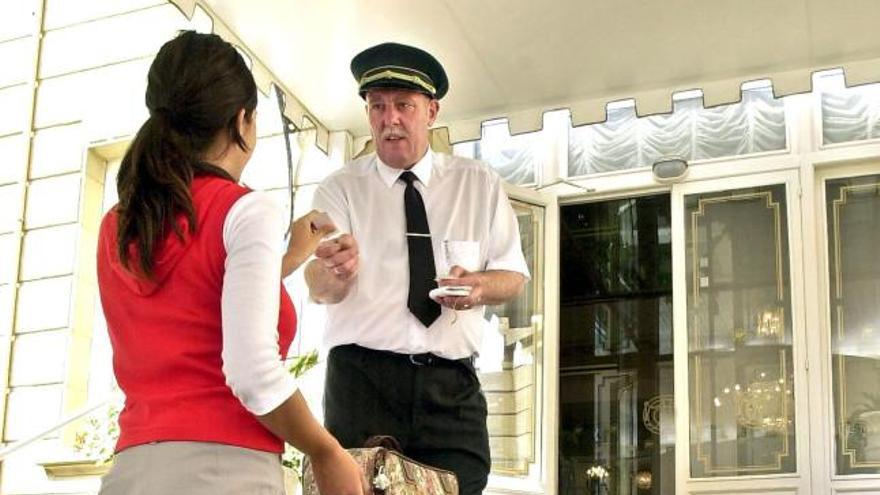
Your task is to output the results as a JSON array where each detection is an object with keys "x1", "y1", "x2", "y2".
[
  {"x1": 406, "y1": 352, "x2": 474, "y2": 367},
  {"x1": 344, "y1": 344, "x2": 474, "y2": 368}
]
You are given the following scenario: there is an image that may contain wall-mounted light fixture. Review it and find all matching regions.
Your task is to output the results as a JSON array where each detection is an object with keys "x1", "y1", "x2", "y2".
[{"x1": 652, "y1": 156, "x2": 689, "y2": 184}]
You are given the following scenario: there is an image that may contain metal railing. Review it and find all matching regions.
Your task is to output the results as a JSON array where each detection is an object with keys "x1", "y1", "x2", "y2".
[{"x1": 0, "y1": 392, "x2": 122, "y2": 462}]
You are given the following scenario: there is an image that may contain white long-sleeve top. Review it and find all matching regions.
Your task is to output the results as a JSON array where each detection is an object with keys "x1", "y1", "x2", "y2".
[{"x1": 220, "y1": 191, "x2": 297, "y2": 416}]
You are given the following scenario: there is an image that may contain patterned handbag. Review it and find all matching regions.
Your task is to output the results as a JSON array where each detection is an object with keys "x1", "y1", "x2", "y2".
[{"x1": 302, "y1": 436, "x2": 458, "y2": 495}]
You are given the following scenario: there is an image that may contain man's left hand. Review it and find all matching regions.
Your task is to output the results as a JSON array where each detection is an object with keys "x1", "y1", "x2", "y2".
[{"x1": 437, "y1": 265, "x2": 483, "y2": 310}]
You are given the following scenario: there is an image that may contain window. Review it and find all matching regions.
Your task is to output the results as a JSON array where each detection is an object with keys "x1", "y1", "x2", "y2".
[
  {"x1": 85, "y1": 157, "x2": 121, "y2": 403},
  {"x1": 453, "y1": 120, "x2": 540, "y2": 186},
  {"x1": 480, "y1": 200, "x2": 545, "y2": 475},
  {"x1": 819, "y1": 71, "x2": 880, "y2": 146},
  {"x1": 685, "y1": 184, "x2": 796, "y2": 477},
  {"x1": 826, "y1": 174, "x2": 880, "y2": 475},
  {"x1": 569, "y1": 86, "x2": 787, "y2": 176}
]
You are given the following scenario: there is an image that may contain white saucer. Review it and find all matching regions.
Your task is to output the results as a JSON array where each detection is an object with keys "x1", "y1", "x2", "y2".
[{"x1": 429, "y1": 285, "x2": 472, "y2": 301}]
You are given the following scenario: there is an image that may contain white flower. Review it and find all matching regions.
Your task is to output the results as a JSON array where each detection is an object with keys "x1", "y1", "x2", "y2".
[
  {"x1": 373, "y1": 467, "x2": 391, "y2": 490},
  {"x1": 586, "y1": 465, "x2": 609, "y2": 480}
]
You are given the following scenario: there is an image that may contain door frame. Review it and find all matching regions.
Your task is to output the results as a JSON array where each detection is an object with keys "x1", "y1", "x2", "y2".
[
  {"x1": 487, "y1": 183, "x2": 559, "y2": 495},
  {"x1": 671, "y1": 169, "x2": 811, "y2": 495},
  {"x1": 812, "y1": 160, "x2": 880, "y2": 495}
]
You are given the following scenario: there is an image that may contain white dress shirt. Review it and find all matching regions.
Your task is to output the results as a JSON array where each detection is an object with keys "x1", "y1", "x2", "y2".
[
  {"x1": 312, "y1": 149, "x2": 530, "y2": 360},
  {"x1": 220, "y1": 192, "x2": 297, "y2": 416}
]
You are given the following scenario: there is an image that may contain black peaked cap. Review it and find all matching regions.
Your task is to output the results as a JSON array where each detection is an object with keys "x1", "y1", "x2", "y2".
[{"x1": 351, "y1": 42, "x2": 448, "y2": 100}]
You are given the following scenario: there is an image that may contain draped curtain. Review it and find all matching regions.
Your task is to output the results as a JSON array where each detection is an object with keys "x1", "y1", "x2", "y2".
[
  {"x1": 454, "y1": 87, "x2": 790, "y2": 183},
  {"x1": 821, "y1": 73, "x2": 880, "y2": 145},
  {"x1": 569, "y1": 87, "x2": 787, "y2": 176},
  {"x1": 475, "y1": 125, "x2": 539, "y2": 185}
]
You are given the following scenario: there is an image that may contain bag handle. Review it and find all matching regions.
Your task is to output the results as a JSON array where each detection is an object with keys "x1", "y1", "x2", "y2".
[{"x1": 363, "y1": 435, "x2": 403, "y2": 452}]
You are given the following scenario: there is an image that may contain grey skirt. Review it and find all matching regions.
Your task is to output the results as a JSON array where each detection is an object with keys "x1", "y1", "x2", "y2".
[{"x1": 98, "y1": 441, "x2": 285, "y2": 495}]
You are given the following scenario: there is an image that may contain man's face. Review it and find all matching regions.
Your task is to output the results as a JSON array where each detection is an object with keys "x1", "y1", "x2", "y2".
[{"x1": 366, "y1": 88, "x2": 439, "y2": 169}]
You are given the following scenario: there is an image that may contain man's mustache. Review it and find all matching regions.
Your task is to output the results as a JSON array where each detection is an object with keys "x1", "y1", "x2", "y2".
[{"x1": 381, "y1": 129, "x2": 408, "y2": 139}]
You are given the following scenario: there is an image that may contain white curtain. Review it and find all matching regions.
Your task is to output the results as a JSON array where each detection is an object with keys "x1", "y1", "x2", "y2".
[
  {"x1": 569, "y1": 87, "x2": 786, "y2": 176},
  {"x1": 821, "y1": 75, "x2": 880, "y2": 145},
  {"x1": 453, "y1": 121, "x2": 538, "y2": 185}
]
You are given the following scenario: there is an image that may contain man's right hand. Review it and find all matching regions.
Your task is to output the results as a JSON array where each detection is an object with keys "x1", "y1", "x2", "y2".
[{"x1": 314, "y1": 234, "x2": 359, "y2": 281}]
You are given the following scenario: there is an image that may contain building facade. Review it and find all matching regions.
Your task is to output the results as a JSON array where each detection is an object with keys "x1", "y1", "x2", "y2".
[{"x1": 1, "y1": 2, "x2": 879, "y2": 495}]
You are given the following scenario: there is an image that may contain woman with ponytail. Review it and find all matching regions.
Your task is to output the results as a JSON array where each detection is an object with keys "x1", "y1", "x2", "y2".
[{"x1": 96, "y1": 31, "x2": 367, "y2": 495}]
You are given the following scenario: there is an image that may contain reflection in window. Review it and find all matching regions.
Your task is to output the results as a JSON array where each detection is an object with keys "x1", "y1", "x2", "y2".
[
  {"x1": 569, "y1": 87, "x2": 786, "y2": 176},
  {"x1": 827, "y1": 175, "x2": 880, "y2": 475},
  {"x1": 478, "y1": 200, "x2": 543, "y2": 475},
  {"x1": 559, "y1": 195, "x2": 674, "y2": 495},
  {"x1": 453, "y1": 120, "x2": 538, "y2": 185},
  {"x1": 819, "y1": 71, "x2": 880, "y2": 145},
  {"x1": 685, "y1": 185, "x2": 796, "y2": 477}
]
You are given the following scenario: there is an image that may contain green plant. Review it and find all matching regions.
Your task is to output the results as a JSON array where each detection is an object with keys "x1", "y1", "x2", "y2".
[
  {"x1": 71, "y1": 349, "x2": 321, "y2": 477},
  {"x1": 72, "y1": 403, "x2": 121, "y2": 464},
  {"x1": 281, "y1": 350, "x2": 320, "y2": 478},
  {"x1": 288, "y1": 349, "x2": 319, "y2": 379}
]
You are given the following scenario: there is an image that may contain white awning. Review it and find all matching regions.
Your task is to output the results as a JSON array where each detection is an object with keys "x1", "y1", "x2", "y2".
[
  {"x1": 172, "y1": 0, "x2": 880, "y2": 145},
  {"x1": 170, "y1": 0, "x2": 333, "y2": 151}
]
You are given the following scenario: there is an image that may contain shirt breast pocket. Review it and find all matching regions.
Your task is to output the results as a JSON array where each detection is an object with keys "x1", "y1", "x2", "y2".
[{"x1": 440, "y1": 240, "x2": 481, "y2": 275}]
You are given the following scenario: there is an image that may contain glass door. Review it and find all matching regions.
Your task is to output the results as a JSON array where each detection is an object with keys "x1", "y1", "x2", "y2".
[
  {"x1": 558, "y1": 194, "x2": 675, "y2": 495},
  {"x1": 815, "y1": 164, "x2": 880, "y2": 494},
  {"x1": 673, "y1": 170, "x2": 810, "y2": 494}
]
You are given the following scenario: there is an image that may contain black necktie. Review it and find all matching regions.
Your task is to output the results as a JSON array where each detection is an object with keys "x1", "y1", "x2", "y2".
[{"x1": 400, "y1": 171, "x2": 441, "y2": 327}]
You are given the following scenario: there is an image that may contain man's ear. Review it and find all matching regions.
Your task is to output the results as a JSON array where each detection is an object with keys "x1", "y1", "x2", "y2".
[{"x1": 427, "y1": 99, "x2": 439, "y2": 126}]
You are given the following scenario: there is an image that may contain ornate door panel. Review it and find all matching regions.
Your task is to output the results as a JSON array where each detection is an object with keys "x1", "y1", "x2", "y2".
[
  {"x1": 674, "y1": 171, "x2": 810, "y2": 495},
  {"x1": 817, "y1": 167, "x2": 880, "y2": 495}
]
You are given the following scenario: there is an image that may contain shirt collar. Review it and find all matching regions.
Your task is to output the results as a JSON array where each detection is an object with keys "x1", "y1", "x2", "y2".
[{"x1": 376, "y1": 148, "x2": 434, "y2": 188}]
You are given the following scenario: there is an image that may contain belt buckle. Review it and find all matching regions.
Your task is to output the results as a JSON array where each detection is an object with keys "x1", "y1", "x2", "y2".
[{"x1": 409, "y1": 354, "x2": 434, "y2": 366}]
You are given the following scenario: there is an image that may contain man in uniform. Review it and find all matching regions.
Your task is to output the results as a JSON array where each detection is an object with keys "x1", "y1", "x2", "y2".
[{"x1": 305, "y1": 42, "x2": 529, "y2": 494}]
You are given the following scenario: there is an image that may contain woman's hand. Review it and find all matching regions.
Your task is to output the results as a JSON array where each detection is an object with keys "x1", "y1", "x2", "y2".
[
  {"x1": 256, "y1": 392, "x2": 368, "y2": 495},
  {"x1": 310, "y1": 445, "x2": 370, "y2": 495},
  {"x1": 282, "y1": 210, "x2": 337, "y2": 277}
]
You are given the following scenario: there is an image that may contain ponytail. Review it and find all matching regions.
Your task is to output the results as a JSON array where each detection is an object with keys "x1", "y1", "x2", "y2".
[{"x1": 115, "y1": 31, "x2": 256, "y2": 278}]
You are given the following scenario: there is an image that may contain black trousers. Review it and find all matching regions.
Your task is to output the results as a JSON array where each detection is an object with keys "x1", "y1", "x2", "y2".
[{"x1": 324, "y1": 344, "x2": 490, "y2": 495}]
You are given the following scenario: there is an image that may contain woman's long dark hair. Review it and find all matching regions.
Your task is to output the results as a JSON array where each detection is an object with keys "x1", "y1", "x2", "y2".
[{"x1": 116, "y1": 31, "x2": 257, "y2": 278}]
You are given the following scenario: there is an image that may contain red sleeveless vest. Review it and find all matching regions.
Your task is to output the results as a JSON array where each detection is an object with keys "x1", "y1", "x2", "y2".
[{"x1": 97, "y1": 175, "x2": 295, "y2": 453}]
